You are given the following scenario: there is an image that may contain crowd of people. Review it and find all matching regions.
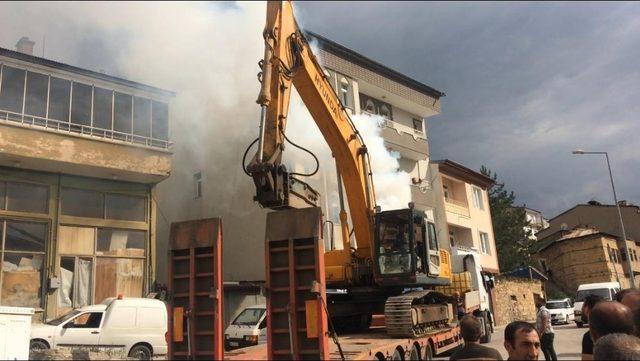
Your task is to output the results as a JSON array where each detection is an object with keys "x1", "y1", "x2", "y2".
[{"x1": 450, "y1": 288, "x2": 640, "y2": 360}]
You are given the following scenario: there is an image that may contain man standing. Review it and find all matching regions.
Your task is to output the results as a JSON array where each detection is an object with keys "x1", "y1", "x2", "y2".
[
  {"x1": 504, "y1": 321, "x2": 540, "y2": 360},
  {"x1": 536, "y1": 299, "x2": 557, "y2": 361},
  {"x1": 450, "y1": 315, "x2": 503, "y2": 360}
]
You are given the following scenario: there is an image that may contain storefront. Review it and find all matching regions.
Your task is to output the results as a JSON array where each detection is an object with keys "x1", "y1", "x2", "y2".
[{"x1": 0, "y1": 168, "x2": 154, "y2": 320}]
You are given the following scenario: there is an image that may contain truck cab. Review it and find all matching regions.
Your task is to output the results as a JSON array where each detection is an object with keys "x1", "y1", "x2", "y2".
[{"x1": 224, "y1": 304, "x2": 267, "y2": 350}]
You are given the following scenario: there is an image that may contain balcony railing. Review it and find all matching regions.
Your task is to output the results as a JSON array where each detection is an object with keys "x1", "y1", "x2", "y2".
[
  {"x1": 361, "y1": 111, "x2": 426, "y2": 140},
  {"x1": 0, "y1": 109, "x2": 172, "y2": 149},
  {"x1": 445, "y1": 197, "x2": 470, "y2": 217}
]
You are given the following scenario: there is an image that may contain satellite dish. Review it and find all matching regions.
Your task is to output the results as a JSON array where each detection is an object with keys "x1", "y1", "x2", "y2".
[{"x1": 560, "y1": 223, "x2": 568, "y2": 231}]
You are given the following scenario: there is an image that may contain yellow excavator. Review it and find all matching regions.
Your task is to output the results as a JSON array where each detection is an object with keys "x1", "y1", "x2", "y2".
[{"x1": 245, "y1": 1, "x2": 452, "y2": 337}]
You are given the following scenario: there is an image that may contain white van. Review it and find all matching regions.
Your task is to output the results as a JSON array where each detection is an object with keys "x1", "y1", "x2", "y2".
[
  {"x1": 573, "y1": 282, "x2": 620, "y2": 327},
  {"x1": 30, "y1": 297, "x2": 167, "y2": 360},
  {"x1": 225, "y1": 304, "x2": 267, "y2": 350}
]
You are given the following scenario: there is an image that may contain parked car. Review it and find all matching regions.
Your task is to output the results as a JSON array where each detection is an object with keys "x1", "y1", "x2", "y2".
[
  {"x1": 573, "y1": 282, "x2": 620, "y2": 328},
  {"x1": 546, "y1": 298, "x2": 574, "y2": 325},
  {"x1": 225, "y1": 304, "x2": 267, "y2": 350},
  {"x1": 30, "y1": 297, "x2": 167, "y2": 360}
]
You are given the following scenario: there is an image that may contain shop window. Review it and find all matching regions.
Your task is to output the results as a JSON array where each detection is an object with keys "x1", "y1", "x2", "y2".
[
  {"x1": 105, "y1": 194, "x2": 145, "y2": 222},
  {"x1": 92, "y1": 87, "x2": 113, "y2": 132},
  {"x1": 1, "y1": 220, "x2": 47, "y2": 308},
  {"x1": 133, "y1": 96, "x2": 151, "y2": 139},
  {"x1": 114, "y1": 92, "x2": 132, "y2": 137},
  {"x1": 25, "y1": 71, "x2": 48, "y2": 118},
  {"x1": 58, "y1": 226, "x2": 145, "y2": 308},
  {"x1": 71, "y1": 82, "x2": 92, "y2": 129},
  {"x1": 48, "y1": 77, "x2": 71, "y2": 122},
  {"x1": 151, "y1": 101, "x2": 169, "y2": 142},
  {"x1": 61, "y1": 188, "x2": 104, "y2": 218},
  {"x1": 6, "y1": 181, "x2": 49, "y2": 214},
  {"x1": 0, "y1": 65, "x2": 26, "y2": 114}
]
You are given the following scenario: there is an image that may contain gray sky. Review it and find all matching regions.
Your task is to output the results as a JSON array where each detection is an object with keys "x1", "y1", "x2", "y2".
[
  {"x1": 1, "y1": 2, "x2": 638, "y2": 219},
  {"x1": 295, "y1": 1, "x2": 640, "y2": 217}
]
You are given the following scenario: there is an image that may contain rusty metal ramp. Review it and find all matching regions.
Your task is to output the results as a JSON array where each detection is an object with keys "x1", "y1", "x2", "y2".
[
  {"x1": 168, "y1": 218, "x2": 224, "y2": 360},
  {"x1": 265, "y1": 207, "x2": 329, "y2": 360}
]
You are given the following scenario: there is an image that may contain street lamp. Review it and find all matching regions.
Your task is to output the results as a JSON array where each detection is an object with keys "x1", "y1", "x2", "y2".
[{"x1": 572, "y1": 149, "x2": 635, "y2": 288}]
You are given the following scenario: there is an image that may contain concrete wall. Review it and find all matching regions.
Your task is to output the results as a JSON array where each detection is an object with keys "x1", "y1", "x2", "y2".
[{"x1": 492, "y1": 277, "x2": 544, "y2": 326}]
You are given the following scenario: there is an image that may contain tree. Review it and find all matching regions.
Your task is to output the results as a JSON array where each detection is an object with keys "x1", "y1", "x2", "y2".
[{"x1": 480, "y1": 166, "x2": 534, "y2": 272}]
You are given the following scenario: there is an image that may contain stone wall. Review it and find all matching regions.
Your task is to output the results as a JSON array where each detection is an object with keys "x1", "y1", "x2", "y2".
[{"x1": 492, "y1": 276, "x2": 544, "y2": 326}]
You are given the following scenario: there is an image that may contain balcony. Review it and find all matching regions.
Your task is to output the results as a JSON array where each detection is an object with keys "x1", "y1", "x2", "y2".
[
  {"x1": 360, "y1": 111, "x2": 428, "y2": 158},
  {"x1": 445, "y1": 197, "x2": 470, "y2": 217}
]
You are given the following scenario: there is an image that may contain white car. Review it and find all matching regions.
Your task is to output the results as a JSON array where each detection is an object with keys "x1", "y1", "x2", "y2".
[
  {"x1": 30, "y1": 297, "x2": 167, "y2": 360},
  {"x1": 225, "y1": 304, "x2": 267, "y2": 350},
  {"x1": 546, "y1": 298, "x2": 574, "y2": 325}
]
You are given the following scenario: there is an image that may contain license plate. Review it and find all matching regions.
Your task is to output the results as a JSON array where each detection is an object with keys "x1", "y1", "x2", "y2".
[{"x1": 229, "y1": 342, "x2": 239, "y2": 347}]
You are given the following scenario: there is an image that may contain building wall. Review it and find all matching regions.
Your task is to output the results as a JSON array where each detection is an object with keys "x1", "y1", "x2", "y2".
[
  {"x1": 492, "y1": 277, "x2": 544, "y2": 326},
  {"x1": 534, "y1": 234, "x2": 639, "y2": 296},
  {"x1": 440, "y1": 172, "x2": 499, "y2": 273}
]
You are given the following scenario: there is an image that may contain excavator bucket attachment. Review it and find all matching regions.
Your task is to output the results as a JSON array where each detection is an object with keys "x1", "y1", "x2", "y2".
[{"x1": 265, "y1": 207, "x2": 329, "y2": 360}]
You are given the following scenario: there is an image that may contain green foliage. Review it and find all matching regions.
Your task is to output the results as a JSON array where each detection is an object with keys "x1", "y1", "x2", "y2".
[{"x1": 480, "y1": 166, "x2": 534, "y2": 272}]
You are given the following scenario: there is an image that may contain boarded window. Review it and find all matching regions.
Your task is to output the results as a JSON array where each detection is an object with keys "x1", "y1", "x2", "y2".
[
  {"x1": 0, "y1": 66, "x2": 26, "y2": 113},
  {"x1": 24, "y1": 71, "x2": 48, "y2": 118},
  {"x1": 6, "y1": 181, "x2": 49, "y2": 214},
  {"x1": 58, "y1": 226, "x2": 96, "y2": 256},
  {"x1": 105, "y1": 194, "x2": 145, "y2": 221},
  {"x1": 133, "y1": 96, "x2": 151, "y2": 138},
  {"x1": 61, "y1": 188, "x2": 104, "y2": 218},
  {"x1": 93, "y1": 87, "x2": 112, "y2": 131},
  {"x1": 1, "y1": 220, "x2": 47, "y2": 308},
  {"x1": 71, "y1": 82, "x2": 92, "y2": 128},
  {"x1": 97, "y1": 229, "x2": 145, "y2": 257},
  {"x1": 114, "y1": 92, "x2": 132, "y2": 136},
  {"x1": 95, "y1": 258, "x2": 143, "y2": 304},
  {"x1": 48, "y1": 77, "x2": 71, "y2": 122},
  {"x1": 151, "y1": 101, "x2": 168, "y2": 141}
]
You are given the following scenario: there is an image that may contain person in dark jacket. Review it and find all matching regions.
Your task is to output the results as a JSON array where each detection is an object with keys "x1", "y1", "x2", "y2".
[{"x1": 450, "y1": 315, "x2": 503, "y2": 360}]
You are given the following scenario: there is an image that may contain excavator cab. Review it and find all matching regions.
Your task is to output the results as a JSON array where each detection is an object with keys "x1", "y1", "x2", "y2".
[{"x1": 374, "y1": 206, "x2": 441, "y2": 285}]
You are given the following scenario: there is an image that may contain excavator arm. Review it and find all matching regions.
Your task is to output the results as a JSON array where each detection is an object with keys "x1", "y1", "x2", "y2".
[{"x1": 247, "y1": 0, "x2": 376, "y2": 261}]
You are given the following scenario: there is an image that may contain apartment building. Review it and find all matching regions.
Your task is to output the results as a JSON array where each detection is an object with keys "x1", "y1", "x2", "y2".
[
  {"x1": 306, "y1": 31, "x2": 449, "y2": 254},
  {"x1": 0, "y1": 39, "x2": 173, "y2": 320},
  {"x1": 523, "y1": 207, "x2": 549, "y2": 239},
  {"x1": 534, "y1": 225, "x2": 640, "y2": 293},
  {"x1": 435, "y1": 159, "x2": 499, "y2": 274}
]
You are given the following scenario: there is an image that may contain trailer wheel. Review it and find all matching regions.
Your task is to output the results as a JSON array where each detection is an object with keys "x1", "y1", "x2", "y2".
[
  {"x1": 422, "y1": 342, "x2": 434, "y2": 361},
  {"x1": 409, "y1": 343, "x2": 421, "y2": 360},
  {"x1": 392, "y1": 346, "x2": 405, "y2": 360},
  {"x1": 479, "y1": 311, "x2": 492, "y2": 343}
]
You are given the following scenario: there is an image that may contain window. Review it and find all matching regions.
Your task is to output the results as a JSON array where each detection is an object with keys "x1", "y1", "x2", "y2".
[
  {"x1": 25, "y1": 71, "x2": 48, "y2": 118},
  {"x1": 412, "y1": 118, "x2": 423, "y2": 133},
  {"x1": 133, "y1": 96, "x2": 151, "y2": 138},
  {"x1": 472, "y1": 187, "x2": 484, "y2": 210},
  {"x1": 449, "y1": 231, "x2": 455, "y2": 247},
  {"x1": 61, "y1": 188, "x2": 104, "y2": 218},
  {"x1": 105, "y1": 193, "x2": 145, "y2": 221},
  {"x1": 480, "y1": 232, "x2": 490, "y2": 254},
  {"x1": 71, "y1": 82, "x2": 92, "y2": 128},
  {"x1": 377, "y1": 212, "x2": 412, "y2": 275},
  {"x1": 379, "y1": 104, "x2": 392, "y2": 119},
  {"x1": 151, "y1": 101, "x2": 169, "y2": 142},
  {"x1": 48, "y1": 77, "x2": 71, "y2": 122},
  {"x1": 114, "y1": 92, "x2": 132, "y2": 137},
  {"x1": 58, "y1": 226, "x2": 146, "y2": 310},
  {"x1": 61, "y1": 188, "x2": 146, "y2": 222},
  {"x1": 93, "y1": 87, "x2": 113, "y2": 131},
  {"x1": 194, "y1": 172, "x2": 202, "y2": 199},
  {"x1": 5, "y1": 181, "x2": 49, "y2": 214},
  {"x1": 1, "y1": 220, "x2": 47, "y2": 308},
  {"x1": 359, "y1": 93, "x2": 393, "y2": 120},
  {"x1": 0, "y1": 66, "x2": 26, "y2": 113},
  {"x1": 339, "y1": 78, "x2": 350, "y2": 108},
  {"x1": 66, "y1": 312, "x2": 103, "y2": 328},
  {"x1": 443, "y1": 185, "x2": 450, "y2": 200}
]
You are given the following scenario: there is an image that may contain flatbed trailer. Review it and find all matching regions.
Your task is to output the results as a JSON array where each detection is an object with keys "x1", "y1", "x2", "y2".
[{"x1": 225, "y1": 323, "x2": 462, "y2": 360}]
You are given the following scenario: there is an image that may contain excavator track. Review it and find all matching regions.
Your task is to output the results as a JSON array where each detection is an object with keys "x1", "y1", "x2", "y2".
[{"x1": 385, "y1": 290, "x2": 450, "y2": 338}]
